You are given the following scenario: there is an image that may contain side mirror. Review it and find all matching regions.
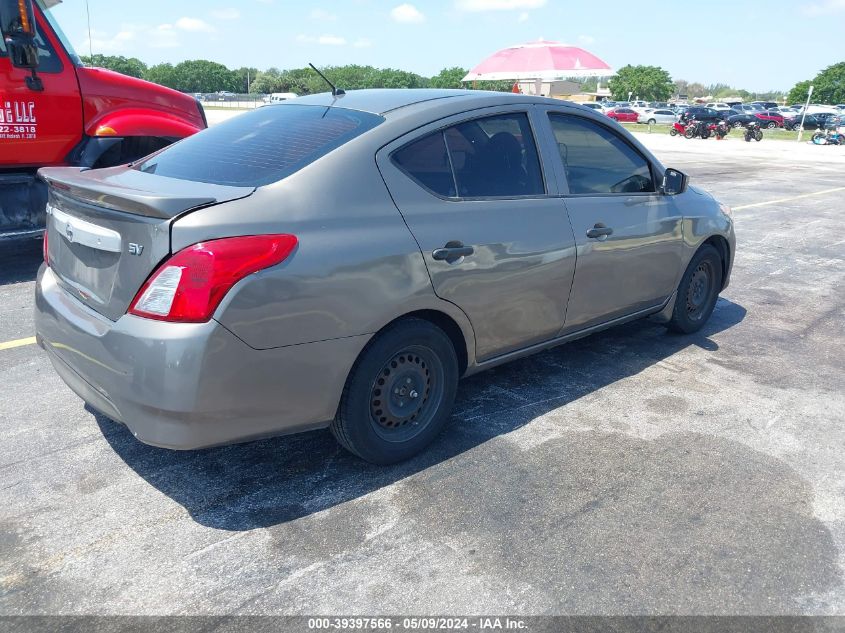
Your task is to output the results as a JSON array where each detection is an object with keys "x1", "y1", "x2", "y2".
[
  {"x1": 662, "y1": 168, "x2": 688, "y2": 196},
  {"x1": 0, "y1": 0, "x2": 39, "y2": 70}
]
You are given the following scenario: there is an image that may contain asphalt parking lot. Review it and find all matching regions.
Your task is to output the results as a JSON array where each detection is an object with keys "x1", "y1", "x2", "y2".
[{"x1": 0, "y1": 134, "x2": 843, "y2": 615}]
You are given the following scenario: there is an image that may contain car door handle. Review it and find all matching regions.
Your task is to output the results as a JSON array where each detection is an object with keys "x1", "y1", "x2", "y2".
[
  {"x1": 586, "y1": 223, "x2": 614, "y2": 239},
  {"x1": 432, "y1": 241, "x2": 474, "y2": 262}
]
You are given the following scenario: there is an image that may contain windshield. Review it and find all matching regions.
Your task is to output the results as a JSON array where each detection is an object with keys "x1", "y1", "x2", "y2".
[{"x1": 36, "y1": 0, "x2": 80, "y2": 65}]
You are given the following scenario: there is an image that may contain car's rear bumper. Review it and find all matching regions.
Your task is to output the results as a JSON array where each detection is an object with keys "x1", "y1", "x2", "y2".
[{"x1": 35, "y1": 265, "x2": 370, "y2": 449}]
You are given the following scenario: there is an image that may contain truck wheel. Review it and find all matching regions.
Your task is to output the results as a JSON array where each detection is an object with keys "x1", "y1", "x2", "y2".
[
  {"x1": 665, "y1": 245, "x2": 723, "y2": 334},
  {"x1": 331, "y1": 318, "x2": 459, "y2": 464}
]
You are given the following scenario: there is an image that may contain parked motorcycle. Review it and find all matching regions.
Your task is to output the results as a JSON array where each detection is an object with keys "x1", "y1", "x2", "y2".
[
  {"x1": 744, "y1": 122, "x2": 763, "y2": 142},
  {"x1": 670, "y1": 121, "x2": 688, "y2": 137},
  {"x1": 811, "y1": 129, "x2": 844, "y2": 145},
  {"x1": 684, "y1": 120, "x2": 710, "y2": 139}
]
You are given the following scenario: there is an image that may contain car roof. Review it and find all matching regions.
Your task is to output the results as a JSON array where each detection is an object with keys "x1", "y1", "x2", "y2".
[{"x1": 288, "y1": 88, "x2": 561, "y2": 115}]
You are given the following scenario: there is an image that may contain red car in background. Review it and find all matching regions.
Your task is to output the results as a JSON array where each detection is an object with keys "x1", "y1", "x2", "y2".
[
  {"x1": 754, "y1": 110, "x2": 784, "y2": 129},
  {"x1": 606, "y1": 107, "x2": 639, "y2": 123}
]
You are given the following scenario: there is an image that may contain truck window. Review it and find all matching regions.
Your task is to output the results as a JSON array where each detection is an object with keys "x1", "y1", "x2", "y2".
[{"x1": 0, "y1": 29, "x2": 61, "y2": 72}]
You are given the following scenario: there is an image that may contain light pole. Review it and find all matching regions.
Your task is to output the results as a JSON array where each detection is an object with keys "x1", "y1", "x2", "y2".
[{"x1": 797, "y1": 85, "x2": 813, "y2": 143}]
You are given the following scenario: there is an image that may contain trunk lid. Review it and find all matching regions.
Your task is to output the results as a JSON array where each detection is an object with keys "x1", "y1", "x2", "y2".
[{"x1": 39, "y1": 166, "x2": 254, "y2": 321}]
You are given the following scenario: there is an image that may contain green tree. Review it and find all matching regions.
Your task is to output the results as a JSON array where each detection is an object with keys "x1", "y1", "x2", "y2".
[
  {"x1": 171, "y1": 59, "x2": 239, "y2": 93},
  {"x1": 233, "y1": 66, "x2": 259, "y2": 93},
  {"x1": 430, "y1": 67, "x2": 468, "y2": 89},
  {"x1": 787, "y1": 80, "x2": 813, "y2": 104},
  {"x1": 143, "y1": 63, "x2": 178, "y2": 88},
  {"x1": 81, "y1": 54, "x2": 147, "y2": 79},
  {"x1": 789, "y1": 62, "x2": 845, "y2": 105},
  {"x1": 608, "y1": 65, "x2": 673, "y2": 101}
]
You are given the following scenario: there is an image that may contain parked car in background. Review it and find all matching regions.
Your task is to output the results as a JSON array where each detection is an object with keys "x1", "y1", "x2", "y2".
[
  {"x1": 784, "y1": 114, "x2": 822, "y2": 131},
  {"x1": 34, "y1": 89, "x2": 735, "y2": 464},
  {"x1": 648, "y1": 102, "x2": 670, "y2": 109},
  {"x1": 754, "y1": 110, "x2": 784, "y2": 128},
  {"x1": 750, "y1": 101, "x2": 778, "y2": 110},
  {"x1": 715, "y1": 110, "x2": 737, "y2": 123},
  {"x1": 630, "y1": 100, "x2": 649, "y2": 110},
  {"x1": 727, "y1": 113, "x2": 761, "y2": 128},
  {"x1": 606, "y1": 107, "x2": 639, "y2": 122},
  {"x1": 581, "y1": 102, "x2": 604, "y2": 112},
  {"x1": 266, "y1": 92, "x2": 299, "y2": 104},
  {"x1": 705, "y1": 102, "x2": 732, "y2": 111},
  {"x1": 683, "y1": 107, "x2": 721, "y2": 122},
  {"x1": 731, "y1": 104, "x2": 756, "y2": 113},
  {"x1": 638, "y1": 109, "x2": 678, "y2": 125}
]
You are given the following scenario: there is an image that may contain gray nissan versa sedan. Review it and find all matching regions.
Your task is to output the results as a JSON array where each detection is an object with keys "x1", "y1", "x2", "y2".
[{"x1": 34, "y1": 89, "x2": 735, "y2": 464}]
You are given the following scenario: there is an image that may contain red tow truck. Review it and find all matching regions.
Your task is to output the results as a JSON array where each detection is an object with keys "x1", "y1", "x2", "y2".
[{"x1": 1, "y1": 0, "x2": 206, "y2": 240}]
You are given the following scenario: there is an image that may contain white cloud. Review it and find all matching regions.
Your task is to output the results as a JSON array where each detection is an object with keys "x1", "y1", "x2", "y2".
[
  {"x1": 517, "y1": 11, "x2": 529, "y2": 21},
  {"x1": 296, "y1": 33, "x2": 347, "y2": 45},
  {"x1": 175, "y1": 17, "x2": 216, "y2": 32},
  {"x1": 353, "y1": 38, "x2": 373, "y2": 48},
  {"x1": 577, "y1": 34, "x2": 595, "y2": 45},
  {"x1": 151, "y1": 23, "x2": 180, "y2": 48},
  {"x1": 457, "y1": 0, "x2": 546, "y2": 10},
  {"x1": 211, "y1": 8, "x2": 240, "y2": 20},
  {"x1": 801, "y1": 0, "x2": 845, "y2": 14},
  {"x1": 78, "y1": 28, "x2": 135, "y2": 53},
  {"x1": 78, "y1": 23, "x2": 180, "y2": 53},
  {"x1": 390, "y1": 3, "x2": 426, "y2": 23},
  {"x1": 309, "y1": 8, "x2": 338, "y2": 21}
]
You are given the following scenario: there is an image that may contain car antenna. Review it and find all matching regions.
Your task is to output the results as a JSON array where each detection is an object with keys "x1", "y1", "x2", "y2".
[{"x1": 309, "y1": 63, "x2": 345, "y2": 96}]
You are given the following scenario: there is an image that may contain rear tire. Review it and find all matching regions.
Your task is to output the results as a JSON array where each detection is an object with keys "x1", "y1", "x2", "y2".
[
  {"x1": 665, "y1": 244, "x2": 723, "y2": 334},
  {"x1": 648, "y1": 119, "x2": 657, "y2": 125},
  {"x1": 331, "y1": 318, "x2": 459, "y2": 464},
  {"x1": 766, "y1": 121, "x2": 777, "y2": 129}
]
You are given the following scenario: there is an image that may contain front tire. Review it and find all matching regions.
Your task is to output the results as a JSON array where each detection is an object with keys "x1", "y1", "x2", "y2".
[
  {"x1": 766, "y1": 121, "x2": 777, "y2": 129},
  {"x1": 666, "y1": 244, "x2": 723, "y2": 334},
  {"x1": 331, "y1": 318, "x2": 459, "y2": 464}
]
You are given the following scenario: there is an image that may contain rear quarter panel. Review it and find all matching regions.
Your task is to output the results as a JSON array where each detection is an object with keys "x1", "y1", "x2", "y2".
[{"x1": 171, "y1": 136, "x2": 476, "y2": 355}]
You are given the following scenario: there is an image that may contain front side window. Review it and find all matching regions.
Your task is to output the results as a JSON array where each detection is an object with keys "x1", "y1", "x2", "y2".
[
  {"x1": 392, "y1": 112, "x2": 545, "y2": 199},
  {"x1": 548, "y1": 113, "x2": 655, "y2": 195}
]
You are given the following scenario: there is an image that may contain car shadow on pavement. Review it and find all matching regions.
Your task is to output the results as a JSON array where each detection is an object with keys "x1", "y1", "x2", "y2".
[
  {"x1": 95, "y1": 298, "x2": 748, "y2": 531},
  {"x1": 91, "y1": 297, "x2": 844, "y2": 610},
  {"x1": 0, "y1": 238, "x2": 42, "y2": 286}
]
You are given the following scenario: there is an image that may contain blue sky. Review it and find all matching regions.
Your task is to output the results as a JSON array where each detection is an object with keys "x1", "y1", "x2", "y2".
[{"x1": 48, "y1": 0, "x2": 845, "y2": 92}]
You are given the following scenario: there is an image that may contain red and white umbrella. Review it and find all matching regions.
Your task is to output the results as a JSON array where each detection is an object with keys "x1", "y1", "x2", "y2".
[{"x1": 463, "y1": 40, "x2": 613, "y2": 83}]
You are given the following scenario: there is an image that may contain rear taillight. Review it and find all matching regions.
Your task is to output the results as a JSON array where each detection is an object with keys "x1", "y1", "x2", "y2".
[
  {"x1": 128, "y1": 234, "x2": 298, "y2": 323},
  {"x1": 43, "y1": 231, "x2": 49, "y2": 266}
]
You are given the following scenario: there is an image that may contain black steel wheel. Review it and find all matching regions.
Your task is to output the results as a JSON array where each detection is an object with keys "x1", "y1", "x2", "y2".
[
  {"x1": 666, "y1": 244, "x2": 723, "y2": 334},
  {"x1": 368, "y1": 345, "x2": 444, "y2": 442},
  {"x1": 331, "y1": 318, "x2": 459, "y2": 464},
  {"x1": 767, "y1": 121, "x2": 777, "y2": 129}
]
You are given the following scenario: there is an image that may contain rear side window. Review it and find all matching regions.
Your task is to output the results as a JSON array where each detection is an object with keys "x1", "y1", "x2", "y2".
[
  {"x1": 135, "y1": 105, "x2": 383, "y2": 187},
  {"x1": 549, "y1": 113, "x2": 655, "y2": 195},
  {"x1": 392, "y1": 112, "x2": 545, "y2": 199}
]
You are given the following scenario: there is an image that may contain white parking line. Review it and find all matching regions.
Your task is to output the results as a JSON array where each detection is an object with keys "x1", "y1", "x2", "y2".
[{"x1": 733, "y1": 187, "x2": 845, "y2": 210}]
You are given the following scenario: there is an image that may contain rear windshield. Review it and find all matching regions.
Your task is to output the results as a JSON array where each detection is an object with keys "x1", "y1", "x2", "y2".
[{"x1": 135, "y1": 105, "x2": 384, "y2": 187}]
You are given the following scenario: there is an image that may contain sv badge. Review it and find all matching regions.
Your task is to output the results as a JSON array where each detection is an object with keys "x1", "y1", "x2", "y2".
[{"x1": 128, "y1": 243, "x2": 144, "y2": 256}]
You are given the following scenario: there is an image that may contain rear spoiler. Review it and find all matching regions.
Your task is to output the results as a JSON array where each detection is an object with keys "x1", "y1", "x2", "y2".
[{"x1": 38, "y1": 166, "x2": 254, "y2": 219}]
